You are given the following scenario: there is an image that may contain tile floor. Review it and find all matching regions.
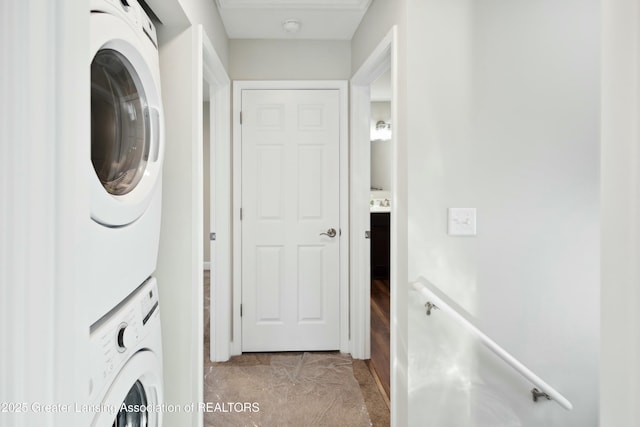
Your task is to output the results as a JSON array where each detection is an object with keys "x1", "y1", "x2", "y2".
[{"x1": 203, "y1": 271, "x2": 390, "y2": 426}]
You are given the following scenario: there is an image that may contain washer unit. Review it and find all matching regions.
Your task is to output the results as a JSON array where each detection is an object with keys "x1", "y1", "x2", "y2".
[
  {"x1": 90, "y1": 277, "x2": 163, "y2": 427},
  {"x1": 89, "y1": 0, "x2": 165, "y2": 322}
]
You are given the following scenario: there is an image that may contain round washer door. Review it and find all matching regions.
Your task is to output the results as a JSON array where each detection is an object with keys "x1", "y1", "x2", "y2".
[
  {"x1": 92, "y1": 350, "x2": 163, "y2": 427},
  {"x1": 90, "y1": 12, "x2": 164, "y2": 227}
]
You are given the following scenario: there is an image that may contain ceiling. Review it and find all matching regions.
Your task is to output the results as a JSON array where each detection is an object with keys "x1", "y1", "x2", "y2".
[{"x1": 215, "y1": 0, "x2": 372, "y2": 40}]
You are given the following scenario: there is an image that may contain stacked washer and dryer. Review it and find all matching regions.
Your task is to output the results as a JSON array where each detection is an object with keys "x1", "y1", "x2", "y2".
[{"x1": 89, "y1": 0, "x2": 165, "y2": 425}]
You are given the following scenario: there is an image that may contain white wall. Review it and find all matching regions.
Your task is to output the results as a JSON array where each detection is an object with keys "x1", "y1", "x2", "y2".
[
  {"x1": 179, "y1": 0, "x2": 229, "y2": 67},
  {"x1": 405, "y1": 2, "x2": 476, "y2": 424},
  {"x1": 601, "y1": 0, "x2": 640, "y2": 426},
  {"x1": 229, "y1": 39, "x2": 351, "y2": 80},
  {"x1": 351, "y1": 0, "x2": 406, "y2": 74},
  {"x1": 472, "y1": 2, "x2": 599, "y2": 424},
  {"x1": 148, "y1": 0, "x2": 229, "y2": 424},
  {"x1": 406, "y1": 0, "x2": 599, "y2": 426},
  {"x1": 156, "y1": 26, "x2": 203, "y2": 427},
  {"x1": 148, "y1": 0, "x2": 229, "y2": 67},
  {"x1": 371, "y1": 141, "x2": 392, "y2": 191}
]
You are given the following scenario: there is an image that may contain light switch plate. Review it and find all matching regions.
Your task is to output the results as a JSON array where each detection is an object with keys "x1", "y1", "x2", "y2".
[{"x1": 448, "y1": 208, "x2": 477, "y2": 236}]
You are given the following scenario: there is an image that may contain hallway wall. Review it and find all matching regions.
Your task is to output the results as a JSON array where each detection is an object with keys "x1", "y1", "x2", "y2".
[
  {"x1": 151, "y1": 0, "x2": 231, "y2": 425},
  {"x1": 229, "y1": 39, "x2": 351, "y2": 80},
  {"x1": 156, "y1": 26, "x2": 202, "y2": 427},
  {"x1": 406, "y1": 0, "x2": 599, "y2": 425},
  {"x1": 148, "y1": 0, "x2": 229, "y2": 67},
  {"x1": 351, "y1": 0, "x2": 406, "y2": 74}
]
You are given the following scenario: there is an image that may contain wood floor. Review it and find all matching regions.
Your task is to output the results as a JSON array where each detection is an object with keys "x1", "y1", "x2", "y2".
[{"x1": 370, "y1": 278, "x2": 391, "y2": 400}]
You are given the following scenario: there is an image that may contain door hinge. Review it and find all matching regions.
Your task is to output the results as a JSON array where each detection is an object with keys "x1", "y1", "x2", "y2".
[
  {"x1": 365, "y1": 230, "x2": 371, "y2": 239},
  {"x1": 240, "y1": 207, "x2": 243, "y2": 220},
  {"x1": 210, "y1": 232, "x2": 216, "y2": 241},
  {"x1": 240, "y1": 111, "x2": 243, "y2": 124},
  {"x1": 240, "y1": 304, "x2": 243, "y2": 317}
]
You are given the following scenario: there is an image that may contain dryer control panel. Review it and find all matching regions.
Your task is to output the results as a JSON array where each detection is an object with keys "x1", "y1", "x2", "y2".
[{"x1": 91, "y1": 0, "x2": 158, "y2": 49}]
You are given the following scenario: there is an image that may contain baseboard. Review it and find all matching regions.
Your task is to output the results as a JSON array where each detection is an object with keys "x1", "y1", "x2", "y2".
[{"x1": 366, "y1": 360, "x2": 390, "y2": 409}]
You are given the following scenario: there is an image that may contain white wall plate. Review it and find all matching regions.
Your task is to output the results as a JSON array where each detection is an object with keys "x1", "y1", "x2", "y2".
[{"x1": 448, "y1": 208, "x2": 477, "y2": 236}]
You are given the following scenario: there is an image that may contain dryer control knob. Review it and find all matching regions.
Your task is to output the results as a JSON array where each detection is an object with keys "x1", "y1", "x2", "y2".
[{"x1": 116, "y1": 323, "x2": 137, "y2": 352}]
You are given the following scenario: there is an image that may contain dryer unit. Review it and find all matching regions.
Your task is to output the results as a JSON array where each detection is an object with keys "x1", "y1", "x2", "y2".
[
  {"x1": 89, "y1": 0, "x2": 165, "y2": 322},
  {"x1": 90, "y1": 277, "x2": 163, "y2": 427}
]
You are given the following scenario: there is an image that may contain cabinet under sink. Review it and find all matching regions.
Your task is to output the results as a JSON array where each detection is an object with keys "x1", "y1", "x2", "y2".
[{"x1": 370, "y1": 212, "x2": 390, "y2": 279}]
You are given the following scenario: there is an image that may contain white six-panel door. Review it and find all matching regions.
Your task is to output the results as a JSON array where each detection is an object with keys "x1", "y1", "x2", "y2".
[{"x1": 241, "y1": 89, "x2": 341, "y2": 351}]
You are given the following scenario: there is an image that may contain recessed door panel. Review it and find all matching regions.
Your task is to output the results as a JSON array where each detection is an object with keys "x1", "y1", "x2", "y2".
[
  {"x1": 256, "y1": 105, "x2": 285, "y2": 131},
  {"x1": 256, "y1": 146, "x2": 284, "y2": 220},
  {"x1": 255, "y1": 246, "x2": 284, "y2": 323},
  {"x1": 297, "y1": 105, "x2": 325, "y2": 130},
  {"x1": 298, "y1": 146, "x2": 324, "y2": 220},
  {"x1": 298, "y1": 245, "x2": 324, "y2": 322}
]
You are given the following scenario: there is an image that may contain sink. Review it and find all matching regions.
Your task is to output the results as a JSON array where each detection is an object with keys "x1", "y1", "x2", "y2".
[
  {"x1": 370, "y1": 204, "x2": 391, "y2": 213},
  {"x1": 370, "y1": 190, "x2": 391, "y2": 213}
]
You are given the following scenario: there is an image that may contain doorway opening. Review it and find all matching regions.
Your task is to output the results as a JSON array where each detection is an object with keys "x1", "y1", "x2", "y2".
[
  {"x1": 199, "y1": 26, "x2": 231, "y2": 364},
  {"x1": 203, "y1": 84, "x2": 210, "y2": 361},
  {"x1": 369, "y1": 69, "x2": 392, "y2": 401},
  {"x1": 350, "y1": 25, "x2": 398, "y2": 417}
]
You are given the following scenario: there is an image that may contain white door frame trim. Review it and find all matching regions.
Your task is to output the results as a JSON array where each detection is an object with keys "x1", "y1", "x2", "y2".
[
  {"x1": 199, "y1": 26, "x2": 232, "y2": 363},
  {"x1": 232, "y1": 80, "x2": 350, "y2": 355},
  {"x1": 349, "y1": 27, "x2": 397, "y2": 361}
]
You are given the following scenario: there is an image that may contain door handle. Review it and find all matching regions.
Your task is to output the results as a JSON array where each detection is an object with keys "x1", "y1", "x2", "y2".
[
  {"x1": 148, "y1": 106, "x2": 162, "y2": 162},
  {"x1": 320, "y1": 228, "x2": 337, "y2": 238}
]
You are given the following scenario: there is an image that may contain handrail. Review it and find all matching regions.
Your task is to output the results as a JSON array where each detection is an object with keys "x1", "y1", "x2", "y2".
[{"x1": 412, "y1": 277, "x2": 573, "y2": 411}]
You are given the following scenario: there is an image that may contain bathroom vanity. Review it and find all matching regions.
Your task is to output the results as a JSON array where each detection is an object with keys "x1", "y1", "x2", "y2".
[{"x1": 371, "y1": 211, "x2": 390, "y2": 279}]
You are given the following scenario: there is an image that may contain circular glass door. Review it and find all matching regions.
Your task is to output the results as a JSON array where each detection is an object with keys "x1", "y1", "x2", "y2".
[
  {"x1": 93, "y1": 350, "x2": 162, "y2": 427},
  {"x1": 91, "y1": 49, "x2": 150, "y2": 196},
  {"x1": 113, "y1": 380, "x2": 148, "y2": 427}
]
